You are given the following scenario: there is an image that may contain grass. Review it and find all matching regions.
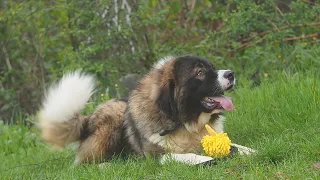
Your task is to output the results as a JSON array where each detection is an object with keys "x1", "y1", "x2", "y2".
[{"x1": 1, "y1": 72, "x2": 319, "y2": 179}]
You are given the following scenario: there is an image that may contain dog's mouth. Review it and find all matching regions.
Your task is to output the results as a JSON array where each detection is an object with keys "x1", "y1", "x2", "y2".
[{"x1": 201, "y1": 95, "x2": 234, "y2": 111}]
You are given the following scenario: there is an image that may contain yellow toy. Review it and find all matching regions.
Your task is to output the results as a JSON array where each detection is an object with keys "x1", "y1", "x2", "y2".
[{"x1": 201, "y1": 124, "x2": 231, "y2": 158}]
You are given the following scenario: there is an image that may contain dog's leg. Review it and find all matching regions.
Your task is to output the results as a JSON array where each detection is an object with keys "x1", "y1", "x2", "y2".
[
  {"x1": 231, "y1": 143, "x2": 256, "y2": 155},
  {"x1": 160, "y1": 153, "x2": 214, "y2": 165}
]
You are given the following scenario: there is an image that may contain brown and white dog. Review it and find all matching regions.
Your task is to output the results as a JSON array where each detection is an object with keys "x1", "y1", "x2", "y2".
[{"x1": 38, "y1": 55, "x2": 243, "y2": 165}]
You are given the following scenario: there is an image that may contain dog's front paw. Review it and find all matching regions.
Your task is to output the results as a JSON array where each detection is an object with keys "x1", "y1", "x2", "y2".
[
  {"x1": 231, "y1": 143, "x2": 256, "y2": 155},
  {"x1": 160, "y1": 153, "x2": 214, "y2": 165}
]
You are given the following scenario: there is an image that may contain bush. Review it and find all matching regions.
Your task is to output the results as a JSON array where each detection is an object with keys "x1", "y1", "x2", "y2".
[{"x1": 1, "y1": 0, "x2": 319, "y2": 123}]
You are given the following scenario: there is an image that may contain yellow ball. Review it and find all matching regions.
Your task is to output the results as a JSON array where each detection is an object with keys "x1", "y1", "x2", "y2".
[{"x1": 201, "y1": 124, "x2": 231, "y2": 158}]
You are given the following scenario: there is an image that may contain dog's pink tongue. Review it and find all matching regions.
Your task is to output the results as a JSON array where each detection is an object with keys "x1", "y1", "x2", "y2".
[{"x1": 213, "y1": 96, "x2": 234, "y2": 111}]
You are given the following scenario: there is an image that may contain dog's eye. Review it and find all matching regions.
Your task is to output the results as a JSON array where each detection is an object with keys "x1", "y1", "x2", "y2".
[{"x1": 197, "y1": 70, "x2": 203, "y2": 76}]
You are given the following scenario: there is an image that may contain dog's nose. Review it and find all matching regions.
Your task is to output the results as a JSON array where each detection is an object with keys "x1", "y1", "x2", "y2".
[{"x1": 223, "y1": 70, "x2": 234, "y2": 81}]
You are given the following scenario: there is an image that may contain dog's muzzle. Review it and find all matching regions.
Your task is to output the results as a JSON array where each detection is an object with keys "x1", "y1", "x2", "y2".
[{"x1": 218, "y1": 70, "x2": 236, "y2": 91}]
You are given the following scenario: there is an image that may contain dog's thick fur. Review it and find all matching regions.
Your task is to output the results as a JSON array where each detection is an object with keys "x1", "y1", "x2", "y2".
[{"x1": 38, "y1": 56, "x2": 235, "y2": 164}]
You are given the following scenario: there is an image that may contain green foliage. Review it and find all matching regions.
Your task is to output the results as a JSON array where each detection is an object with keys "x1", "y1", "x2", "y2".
[
  {"x1": 1, "y1": 0, "x2": 320, "y2": 122},
  {"x1": 0, "y1": 121, "x2": 42, "y2": 156}
]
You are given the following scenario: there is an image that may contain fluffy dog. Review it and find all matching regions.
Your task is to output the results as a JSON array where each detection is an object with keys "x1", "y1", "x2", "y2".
[{"x1": 38, "y1": 55, "x2": 236, "y2": 165}]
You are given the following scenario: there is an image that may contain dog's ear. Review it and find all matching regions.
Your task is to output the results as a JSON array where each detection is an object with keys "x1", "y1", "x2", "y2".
[
  {"x1": 157, "y1": 79, "x2": 181, "y2": 136},
  {"x1": 157, "y1": 79, "x2": 178, "y2": 122}
]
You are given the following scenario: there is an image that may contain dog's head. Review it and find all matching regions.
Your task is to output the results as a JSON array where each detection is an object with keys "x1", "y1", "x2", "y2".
[{"x1": 156, "y1": 56, "x2": 235, "y2": 127}]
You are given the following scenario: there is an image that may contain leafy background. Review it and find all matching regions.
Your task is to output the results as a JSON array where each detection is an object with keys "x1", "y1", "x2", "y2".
[{"x1": 1, "y1": 0, "x2": 319, "y2": 123}]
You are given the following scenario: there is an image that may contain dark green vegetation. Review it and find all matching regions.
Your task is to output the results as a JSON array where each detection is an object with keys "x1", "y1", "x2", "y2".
[
  {"x1": 1, "y1": 0, "x2": 319, "y2": 122},
  {"x1": 0, "y1": 0, "x2": 319, "y2": 179}
]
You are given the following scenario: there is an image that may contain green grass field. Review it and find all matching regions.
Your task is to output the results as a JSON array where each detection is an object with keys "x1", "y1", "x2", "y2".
[{"x1": 1, "y1": 72, "x2": 319, "y2": 179}]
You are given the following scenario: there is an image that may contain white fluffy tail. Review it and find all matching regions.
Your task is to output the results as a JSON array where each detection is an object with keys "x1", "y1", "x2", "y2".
[
  {"x1": 39, "y1": 71, "x2": 95, "y2": 123},
  {"x1": 38, "y1": 71, "x2": 96, "y2": 147}
]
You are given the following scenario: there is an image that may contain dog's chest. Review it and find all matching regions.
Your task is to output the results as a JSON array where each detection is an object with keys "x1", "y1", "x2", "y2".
[
  {"x1": 146, "y1": 113, "x2": 224, "y2": 153},
  {"x1": 184, "y1": 112, "x2": 224, "y2": 133},
  {"x1": 162, "y1": 127, "x2": 208, "y2": 153}
]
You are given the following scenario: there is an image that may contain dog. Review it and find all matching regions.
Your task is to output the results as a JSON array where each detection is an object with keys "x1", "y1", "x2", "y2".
[{"x1": 38, "y1": 55, "x2": 237, "y2": 165}]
